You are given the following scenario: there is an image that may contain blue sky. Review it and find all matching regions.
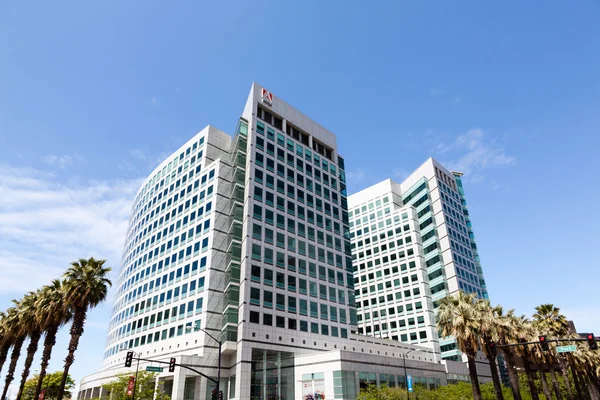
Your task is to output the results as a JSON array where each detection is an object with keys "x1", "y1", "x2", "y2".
[{"x1": 1, "y1": 0, "x2": 599, "y2": 395}]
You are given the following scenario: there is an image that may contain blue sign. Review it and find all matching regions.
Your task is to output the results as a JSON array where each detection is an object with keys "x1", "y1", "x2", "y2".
[{"x1": 407, "y1": 374, "x2": 413, "y2": 393}]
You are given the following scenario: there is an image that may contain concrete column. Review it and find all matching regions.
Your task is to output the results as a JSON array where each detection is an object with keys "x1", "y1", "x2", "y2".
[
  {"x1": 152, "y1": 376, "x2": 160, "y2": 400},
  {"x1": 193, "y1": 376, "x2": 202, "y2": 400},
  {"x1": 234, "y1": 359, "x2": 251, "y2": 400},
  {"x1": 171, "y1": 368, "x2": 187, "y2": 400}
]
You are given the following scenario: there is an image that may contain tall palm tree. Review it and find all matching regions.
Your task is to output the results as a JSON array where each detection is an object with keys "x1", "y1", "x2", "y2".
[
  {"x1": 0, "y1": 313, "x2": 12, "y2": 376},
  {"x1": 495, "y1": 309, "x2": 522, "y2": 400},
  {"x1": 32, "y1": 279, "x2": 71, "y2": 400},
  {"x1": 533, "y1": 303, "x2": 572, "y2": 400},
  {"x1": 1, "y1": 302, "x2": 26, "y2": 400},
  {"x1": 476, "y1": 299, "x2": 505, "y2": 400},
  {"x1": 437, "y1": 291, "x2": 483, "y2": 400},
  {"x1": 508, "y1": 315, "x2": 540, "y2": 400},
  {"x1": 56, "y1": 258, "x2": 112, "y2": 400},
  {"x1": 15, "y1": 290, "x2": 43, "y2": 400}
]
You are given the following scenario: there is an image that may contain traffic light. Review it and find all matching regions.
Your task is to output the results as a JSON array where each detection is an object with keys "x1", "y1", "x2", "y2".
[
  {"x1": 169, "y1": 358, "x2": 176, "y2": 373},
  {"x1": 587, "y1": 333, "x2": 598, "y2": 350},
  {"x1": 211, "y1": 388, "x2": 218, "y2": 400},
  {"x1": 124, "y1": 351, "x2": 133, "y2": 368},
  {"x1": 486, "y1": 340, "x2": 497, "y2": 357},
  {"x1": 218, "y1": 391, "x2": 223, "y2": 400},
  {"x1": 539, "y1": 336, "x2": 549, "y2": 351}
]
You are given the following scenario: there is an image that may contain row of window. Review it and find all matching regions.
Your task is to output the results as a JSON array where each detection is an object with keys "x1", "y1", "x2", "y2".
[
  {"x1": 123, "y1": 178, "x2": 215, "y2": 275},
  {"x1": 248, "y1": 310, "x2": 349, "y2": 338},
  {"x1": 250, "y1": 265, "x2": 350, "y2": 305},
  {"x1": 118, "y1": 208, "x2": 212, "y2": 297},
  {"x1": 111, "y1": 268, "x2": 207, "y2": 330},
  {"x1": 105, "y1": 317, "x2": 201, "y2": 359}
]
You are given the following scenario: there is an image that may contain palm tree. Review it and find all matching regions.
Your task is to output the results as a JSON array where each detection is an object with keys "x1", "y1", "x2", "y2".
[
  {"x1": 437, "y1": 291, "x2": 482, "y2": 400},
  {"x1": 533, "y1": 303, "x2": 572, "y2": 400},
  {"x1": 495, "y1": 309, "x2": 523, "y2": 400},
  {"x1": 0, "y1": 313, "x2": 11, "y2": 376},
  {"x1": 1, "y1": 302, "x2": 27, "y2": 400},
  {"x1": 505, "y1": 315, "x2": 540, "y2": 400},
  {"x1": 56, "y1": 258, "x2": 112, "y2": 400},
  {"x1": 476, "y1": 299, "x2": 505, "y2": 400},
  {"x1": 33, "y1": 280, "x2": 71, "y2": 400},
  {"x1": 15, "y1": 290, "x2": 43, "y2": 400}
]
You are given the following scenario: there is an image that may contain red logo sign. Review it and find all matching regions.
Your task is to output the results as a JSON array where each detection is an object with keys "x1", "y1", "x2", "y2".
[
  {"x1": 39, "y1": 389, "x2": 46, "y2": 400},
  {"x1": 261, "y1": 88, "x2": 273, "y2": 105},
  {"x1": 127, "y1": 376, "x2": 136, "y2": 396}
]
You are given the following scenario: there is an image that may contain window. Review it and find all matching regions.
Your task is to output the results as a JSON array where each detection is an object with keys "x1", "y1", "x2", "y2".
[{"x1": 250, "y1": 311, "x2": 260, "y2": 323}]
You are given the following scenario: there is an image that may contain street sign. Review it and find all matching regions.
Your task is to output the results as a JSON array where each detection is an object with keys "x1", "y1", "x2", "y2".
[
  {"x1": 146, "y1": 366, "x2": 164, "y2": 372},
  {"x1": 557, "y1": 345, "x2": 577, "y2": 353},
  {"x1": 407, "y1": 374, "x2": 413, "y2": 393}
]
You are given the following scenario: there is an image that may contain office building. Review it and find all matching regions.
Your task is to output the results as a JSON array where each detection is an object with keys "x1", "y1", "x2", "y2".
[
  {"x1": 348, "y1": 159, "x2": 488, "y2": 361},
  {"x1": 78, "y1": 85, "x2": 490, "y2": 400}
]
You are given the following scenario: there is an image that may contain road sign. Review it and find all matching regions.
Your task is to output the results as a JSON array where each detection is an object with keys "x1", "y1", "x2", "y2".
[
  {"x1": 557, "y1": 345, "x2": 577, "y2": 353},
  {"x1": 146, "y1": 366, "x2": 164, "y2": 372},
  {"x1": 407, "y1": 374, "x2": 413, "y2": 393}
]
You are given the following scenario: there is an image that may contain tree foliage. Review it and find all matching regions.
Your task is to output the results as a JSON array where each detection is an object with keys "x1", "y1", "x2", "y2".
[
  {"x1": 90, "y1": 371, "x2": 170, "y2": 400},
  {"x1": 21, "y1": 371, "x2": 75, "y2": 400}
]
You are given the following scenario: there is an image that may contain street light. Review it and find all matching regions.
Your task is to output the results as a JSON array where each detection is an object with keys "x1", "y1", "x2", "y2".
[
  {"x1": 186, "y1": 324, "x2": 222, "y2": 399},
  {"x1": 120, "y1": 348, "x2": 141, "y2": 400},
  {"x1": 402, "y1": 349, "x2": 421, "y2": 399}
]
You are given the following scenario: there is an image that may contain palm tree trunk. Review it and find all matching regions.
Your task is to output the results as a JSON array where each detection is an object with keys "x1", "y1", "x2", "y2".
[
  {"x1": 33, "y1": 324, "x2": 59, "y2": 400},
  {"x1": 486, "y1": 354, "x2": 505, "y2": 400},
  {"x1": 549, "y1": 365, "x2": 563, "y2": 400},
  {"x1": 466, "y1": 351, "x2": 483, "y2": 400},
  {"x1": 0, "y1": 343, "x2": 10, "y2": 376},
  {"x1": 503, "y1": 351, "x2": 522, "y2": 400},
  {"x1": 571, "y1": 369, "x2": 587, "y2": 400},
  {"x1": 556, "y1": 356, "x2": 574, "y2": 400},
  {"x1": 523, "y1": 357, "x2": 540, "y2": 400},
  {"x1": 1, "y1": 335, "x2": 25, "y2": 400},
  {"x1": 585, "y1": 372, "x2": 600, "y2": 400},
  {"x1": 56, "y1": 307, "x2": 87, "y2": 400},
  {"x1": 540, "y1": 369, "x2": 553, "y2": 400},
  {"x1": 15, "y1": 330, "x2": 41, "y2": 400}
]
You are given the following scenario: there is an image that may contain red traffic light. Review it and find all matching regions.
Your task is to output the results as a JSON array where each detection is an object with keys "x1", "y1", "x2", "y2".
[
  {"x1": 539, "y1": 335, "x2": 549, "y2": 351},
  {"x1": 587, "y1": 333, "x2": 598, "y2": 350}
]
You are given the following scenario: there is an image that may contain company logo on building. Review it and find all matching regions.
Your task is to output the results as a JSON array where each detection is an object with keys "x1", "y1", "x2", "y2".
[{"x1": 261, "y1": 88, "x2": 273, "y2": 105}]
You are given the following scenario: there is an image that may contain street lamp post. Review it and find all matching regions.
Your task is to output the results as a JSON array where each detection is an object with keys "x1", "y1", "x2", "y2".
[
  {"x1": 121, "y1": 349, "x2": 141, "y2": 400},
  {"x1": 186, "y1": 325, "x2": 222, "y2": 399},
  {"x1": 402, "y1": 349, "x2": 421, "y2": 399}
]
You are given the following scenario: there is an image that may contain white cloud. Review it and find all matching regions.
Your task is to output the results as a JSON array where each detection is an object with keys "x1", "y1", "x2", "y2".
[
  {"x1": 345, "y1": 168, "x2": 366, "y2": 185},
  {"x1": 41, "y1": 155, "x2": 73, "y2": 169},
  {"x1": 151, "y1": 96, "x2": 158, "y2": 105},
  {"x1": 0, "y1": 164, "x2": 143, "y2": 295},
  {"x1": 452, "y1": 95, "x2": 462, "y2": 105},
  {"x1": 430, "y1": 89, "x2": 444, "y2": 97},
  {"x1": 435, "y1": 128, "x2": 516, "y2": 176}
]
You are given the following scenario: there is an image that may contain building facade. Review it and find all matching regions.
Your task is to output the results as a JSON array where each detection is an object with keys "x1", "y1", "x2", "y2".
[
  {"x1": 348, "y1": 159, "x2": 488, "y2": 361},
  {"x1": 78, "y1": 85, "x2": 491, "y2": 400}
]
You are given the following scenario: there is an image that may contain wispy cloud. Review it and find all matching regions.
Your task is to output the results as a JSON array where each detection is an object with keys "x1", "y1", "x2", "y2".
[
  {"x1": 0, "y1": 164, "x2": 143, "y2": 295},
  {"x1": 41, "y1": 154, "x2": 85, "y2": 169},
  {"x1": 452, "y1": 95, "x2": 462, "y2": 105},
  {"x1": 345, "y1": 168, "x2": 366, "y2": 186},
  {"x1": 434, "y1": 128, "x2": 516, "y2": 176},
  {"x1": 151, "y1": 96, "x2": 159, "y2": 105},
  {"x1": 430, "y1": 89, "x2": 444, "y2": 97}
]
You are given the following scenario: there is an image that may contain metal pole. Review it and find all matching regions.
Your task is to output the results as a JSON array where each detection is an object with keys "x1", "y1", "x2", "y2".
[
  {"x1": 403, "y1": 355, "x2": 409, "y2": 399},
  {"x1": 216, "y1": 341, "x2": 222, "y2": 399},
  {"x1": 132, "y1": 354, "x2": 140, "y2": 400}
]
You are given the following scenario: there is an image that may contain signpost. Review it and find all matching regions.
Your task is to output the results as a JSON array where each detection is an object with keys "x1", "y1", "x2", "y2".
[
  {"x1": 557, "y1": 345, "x2": 577, "y2": 353},
  {"x1": 407, "y1": 374, "x2": 413, "y2": 393},
  {"x1": 146, "y1": 366, "x2": 164, "y2": 373}
]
